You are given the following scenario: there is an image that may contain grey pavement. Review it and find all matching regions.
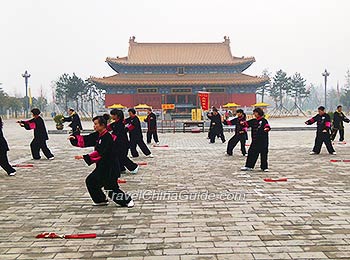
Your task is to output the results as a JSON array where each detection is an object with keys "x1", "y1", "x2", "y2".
[{"x1": 0, "y1": 118, "x2": 350, "y2": 259}]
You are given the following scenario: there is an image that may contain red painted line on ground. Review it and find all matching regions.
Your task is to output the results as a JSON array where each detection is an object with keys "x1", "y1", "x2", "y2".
[
  {"x1": 263, "y1": 178, "x2": 287, "y2": 182},
  {"x1": 153, "y1": 144, "x2": 169, "y2": 148},
  {"x1": 11, "y1": 164, "x2": 34, "y2": 168},
  {"x1": 137, "y1": 162, "x2": 148, "y2": 166}
]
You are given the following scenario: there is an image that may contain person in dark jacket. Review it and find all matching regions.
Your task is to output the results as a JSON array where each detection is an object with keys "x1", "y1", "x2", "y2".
[
  {"x1": 306, "y1": 106, "x2": 336, "y2": 155},
  {"x1": 241, "y1": 108, "x2": 271, "y2": 172},
  {"x1": 144, "y1": 108, "x2": 159, "y2": 144},
  {"x1": 17, "y1": 108, "x2": 54, "y2": 160},
  {"x1": 0, "y1": 117, "x2": 16, "y2": 176},
  {"x1": 125, "y1": 108, "x2": 153, "y2": 158},
  {"x1": 207, "y1": 107, "x2": 225, "y2": 143},
  {"x1": 69, "y1": 114, "x2": 134, "y2": 207},
  {"x1": 62, "y1": 108, "x2": 83, "y2": 133},
  {"x1": 223, "y1": 109, "x2": 248, "y2": 156},
  {"x1": 331, "y1": 105, "x2": 349, "y2": 142},
  {"x1": 108, "y1": 109, "x2": 139, "y2": 174}
]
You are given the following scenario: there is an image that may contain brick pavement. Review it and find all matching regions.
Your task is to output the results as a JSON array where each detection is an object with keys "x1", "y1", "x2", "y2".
[{"x1": 0, "y1": 119, "x2": 350, "y2": 259}]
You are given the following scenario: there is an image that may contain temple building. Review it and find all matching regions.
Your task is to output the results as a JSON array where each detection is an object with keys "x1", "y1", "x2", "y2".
[{"x1": 91, "y1": 36, "x2": 268, "y2": 113}]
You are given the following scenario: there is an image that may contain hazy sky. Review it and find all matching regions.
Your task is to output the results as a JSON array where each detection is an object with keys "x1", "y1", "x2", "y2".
[{"x1": 0, "y1": 0, "x2": 349, "y2": 100}]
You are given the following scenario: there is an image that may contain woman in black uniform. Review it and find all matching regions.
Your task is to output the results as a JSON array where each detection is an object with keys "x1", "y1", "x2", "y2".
[
  {"x1": 108, "y1": 109, "x2": 139, "y2": 174},
  {"x1": 0, "y1": 116, "x2": 16, "y2": 176}
]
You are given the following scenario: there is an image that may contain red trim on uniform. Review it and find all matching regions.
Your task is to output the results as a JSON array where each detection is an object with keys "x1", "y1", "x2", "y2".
[
  {"x1": 309, "y1": 118, "x2": 315, "y2": 123},
  {"x1": 76, "y1": 135, "x2": 85, "y2": 148},
  {"x1": 88, "y1": 151, "x2": 102, "y2": 163},
  {"x1": 325, "y1": 122, "x2": 331, "y2": 128},
  {"x1": 127, "y1": 124, "x2": 135, "y2": 131},
  {"x1": 111, "y1": 134, "x2": 117, "y2": 141}
]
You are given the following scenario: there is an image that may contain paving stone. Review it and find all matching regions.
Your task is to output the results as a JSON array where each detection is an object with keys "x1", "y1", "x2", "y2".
[{"x1": 1, "y1": 119, "x2": 350, "y2": 258}]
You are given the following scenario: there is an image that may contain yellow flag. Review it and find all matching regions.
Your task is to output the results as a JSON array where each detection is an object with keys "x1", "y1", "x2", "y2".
[{"x1": 29, "y1": 87, "x2": 33, "y2": 106}]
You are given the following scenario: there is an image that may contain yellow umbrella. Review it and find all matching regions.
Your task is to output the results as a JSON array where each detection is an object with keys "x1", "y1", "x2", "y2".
[
  {"x1": 223, "y1": 102, "x2": 240, "y2": 108},
  {"x1": 134, "y1": 104, "x2": 152, "y2": 109},
  {"x1": 107, "y1": 103, "x2": 125, "y2": 109},
  {"x1": 252, "y1": 102, "x2": 270, "y2": 107}
]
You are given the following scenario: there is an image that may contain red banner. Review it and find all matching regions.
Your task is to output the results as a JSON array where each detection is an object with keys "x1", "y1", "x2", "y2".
[{"x1": 198, "y1": 92, "x2": 210, "y2": 111}]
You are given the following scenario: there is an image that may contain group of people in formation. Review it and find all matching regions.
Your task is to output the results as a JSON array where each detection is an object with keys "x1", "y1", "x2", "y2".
[
  {"x1": 0, "y1": 107, "x2": 160, "y2": 208},
  {"x1": 207, "y1": 105, "x2": 350, "y2": 172},
  {"x1": 207, "y1": 106, "x2": 271, "y2": 172},
  {"x1": 1, "y1": 103, "x2": 349, "y2": 204}
]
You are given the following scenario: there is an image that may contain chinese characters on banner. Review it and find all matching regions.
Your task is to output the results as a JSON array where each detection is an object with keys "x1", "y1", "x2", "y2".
[{"x1": 198, "y1": 91, "x2": 210, "y2": 111}]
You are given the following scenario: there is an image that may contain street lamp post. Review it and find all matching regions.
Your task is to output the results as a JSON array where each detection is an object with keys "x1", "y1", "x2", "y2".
[
  {"x1": 322, "y1": 69, "x2": 330, "y2": 109},
  {"x1": 22, "y1": 70, "x2": 31, "y2": 118}
]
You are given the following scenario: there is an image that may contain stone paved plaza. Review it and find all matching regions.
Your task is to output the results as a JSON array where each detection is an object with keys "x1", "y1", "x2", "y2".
[{"x1": 1, "y1": 119, "x2": 350, "y2": 260}]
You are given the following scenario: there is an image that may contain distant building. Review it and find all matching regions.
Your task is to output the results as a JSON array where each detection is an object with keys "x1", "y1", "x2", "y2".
[{"x1": 91, "y1": 36, "x2": 268, "y2": 114}]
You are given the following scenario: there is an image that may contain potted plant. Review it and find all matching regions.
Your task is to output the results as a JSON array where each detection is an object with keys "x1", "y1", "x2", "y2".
[{"x1": 53, "y1": 114, "x2": 64, "y2": 130}]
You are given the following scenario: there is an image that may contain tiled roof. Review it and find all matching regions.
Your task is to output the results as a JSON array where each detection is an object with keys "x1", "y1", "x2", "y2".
[
  {"x1": 90, "y1": 73, "x2": 268, "y2": 86},
  {"x1": 106, "y1": 37, "x2": 255, "y2": 66}
]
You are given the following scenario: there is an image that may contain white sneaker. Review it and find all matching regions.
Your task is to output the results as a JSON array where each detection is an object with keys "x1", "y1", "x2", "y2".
[
  {"x1": 127, "y1": 200, "x2": 134, "y2": 208},
  {"x1": 156, "y1": 142, "x2": 160, "y2": 145},
  {"x1": 243, "y1": 154, "x2": 248, "y2": 157},
  {"x1": 262, "y1": 169, "x2": 269, "y2": 172},
  {"x1": 146, "y1": 154, "x2": 154, "y2": 158},
  {"x1": 8, "y1": 172, "x2": 16, "y2": 176},
  {"x1": 130, "y1": 165, "x2": 139, "y2": 174},
  {"x1": 309, "y1": 151, "x2": 316, "y2": 155},
  {"x1": 48, "y1": 156, "x2": 55, "y2": 160},
  {"x1": 331, "y1": 152, "x2": 337, "y2": 155},
  {"x1": 241, "y1": 166, "x2": 253, "y2": 171},
  {"x1": 93, "y1": 201, "x2": 109, "y2": 206}
]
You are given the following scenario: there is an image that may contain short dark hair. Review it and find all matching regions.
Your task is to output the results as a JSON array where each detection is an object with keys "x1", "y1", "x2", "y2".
[
  {"x1": 318, "y1": 106, "x2": 325, "y2": 111},
  {"x1": 212, "y1": 107, "x2": 218, "y2": 112},
  {"x1": 236, "y1": 109, "x2": 244, "y2": 114},
  {"x1": 31, "y1": 108, "x2": 41, "y2": 116},
  {"x1": 147, "y1": 108, "x2": 152, "y2": 112},
  {"x1": 110, "y1": 109, "x2": 124, "y2": 120},
  {"x1": 337, "y1": 105, "x2": 342, "y2": 109},
  {"x1": 128, "y1": 108, "x2": 136, "y2": 115},
  {"x1": 92, "y1": 114, "x2": 110, "y2": 127},
  {"x1": 69, "y1": 108, "x2": 75, "y2": 112},
  {"x1": 253, "y1": 107, "x2": 264, "y2": 117}
]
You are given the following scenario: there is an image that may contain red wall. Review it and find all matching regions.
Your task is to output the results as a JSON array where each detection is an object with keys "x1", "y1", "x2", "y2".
[
  {"x1": 105, "y1": 94, "x2": 162, "y2": 109},
  {"x1": 230, "y1": 93, "x2": 256, "y2": 107},
  {"x1": 106, "y1": 93, "x2": 256, "y2": 109}
]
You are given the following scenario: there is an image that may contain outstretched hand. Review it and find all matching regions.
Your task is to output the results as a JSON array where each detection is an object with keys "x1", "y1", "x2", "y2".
[
  {"x1": 68, "y1": 135, "x2": 76, "y2": 140},
  {"x1": 74, "y1": 155, "x2": 83, "y2": 160}
]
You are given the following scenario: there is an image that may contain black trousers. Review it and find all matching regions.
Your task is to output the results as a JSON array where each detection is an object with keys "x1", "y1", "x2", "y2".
[
  {"x1": 85, "y1": 170, "x2": 132, "y2": 206},
  {"x1": 245, "y1": 144, "x2": 268, "y2": 170},
  {"x1": 146, "y1": 130, "x2": 159, "y2": 143},
  {"x1": 227, "y1": 134, "x2": 247, "y2": 155},
  {"x1": 313, "y1": 131, "x2": 335, "y2": 154},
  {"x1": 0, "y1": 151, "x2": 16, "y2": 174},
  {"x1": 117, "y1": 145, "x2": 138, "y2": 171},
  {"x1": 129, "y1": 137, "x2": 151, "y2": 157},
  {"x1": 209, "y1": 129, "x2": 225, "y2": 143},
  {"x1": 331, "y1": 128, "x2": 345, "y2": 141},
  {"x1": 30, "y1": 138, "x2": 54, "y2": 159}
]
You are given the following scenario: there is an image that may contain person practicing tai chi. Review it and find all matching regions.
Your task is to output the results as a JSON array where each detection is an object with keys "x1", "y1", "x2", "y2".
[
  {"x1": 0, "y1": 116, "x2": 16, "y2": 176},
  {"x1": 108, "y1": 109, "x2": 139, "y2": 174},
  {"x1": 17, "y1": 108, "x2": 54, "y2": 160},
  {"x1": 125, "y1": 108, "x2": 153, "y2": 158},
  {"x1": 241, "y1": 108, "x2": 271, "y2": 172},
  {"x1": 207, "y1": 107, "x2": 225, "y2": 144},
  {"x1": 62, "y1": 108, "x2": 83, "y2": 134},
  {"x1": 223, "y1": 109, "x2": 248, "y2": 156},
  {"x1": 69, "y1": 114, "x2": 134, "y2": 207},
  {"x1": 306, "y1": 106, "x2": 336, "y2": 155},
  {"x1": 331, "y1": 105, "x2": 349, "y2": 142},
  {"x1": 144, "y1": 108, "x2": 159, "y2": 144}
]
